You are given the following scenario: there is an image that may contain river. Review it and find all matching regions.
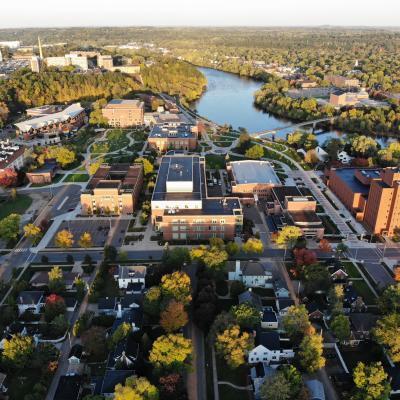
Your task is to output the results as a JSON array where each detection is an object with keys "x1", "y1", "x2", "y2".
[{"x1": 191, "y1": 67, "x2": 390, "y2": 147}]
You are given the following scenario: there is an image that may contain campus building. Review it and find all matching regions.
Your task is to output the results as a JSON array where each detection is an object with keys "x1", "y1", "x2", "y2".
[
  {"x1": 328, "y1": 167, "x2": 400, "y2": 237},
  {"x1": 97, "y1": 54, "x2": 114, "y2": 69},
  {"x1": 325, "y1": 75, "x2": 360, "y2": 88},
  {"x1": 0, "y1": 140, "x2": 26, "y2": 172},
  {"x1": 15, "y1": 103, "x2": 86, "y2": 143},
  {"x1": 102, "y1": 99, "x2": 144, "y2": 127},
  {"x1": 227, "y1": 160, "x2": 281, "y2": 203},
  {"x1": 267, "y1": 186, "x2": 324, "y2": 239},
  {"x1": 81, "y1": 163, "x2": 144, "y2": 215},
  {"x1": 147, "y1": 124, "x2": 198, "y2": 152},
  {"x1": 45, "y1": 54, "x2": 88, "y2": 70},
  {"x1": 329, "y1": 89, "x2": 369, "y2": 107},
  {"x1": 151, "y1": 155, "x2": 243, "y2": 241}
]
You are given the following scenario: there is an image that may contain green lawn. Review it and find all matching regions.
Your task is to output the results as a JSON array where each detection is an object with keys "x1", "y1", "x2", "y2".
[
  {"x1": 216, "y1": 357, "x2": 249, "y2": 386},
  {"x1": 206, "y1": 154, "x2": 226, "y2": 169},
  {"x1": 0, "y1": 194, "x2": 32, "y2": 219},
  {"x1": 213, "y1": 141, "x2": 233, "y2": 147},
  {"x1": 63, "y1": 173, "x2": 90, "y2": 182},
  {"x1": 262, "y1": 147, "x2": 297, "y2": 170},
  {"x1": 341, "y1": 261, "x2": 362, "y2": 278},
  {"x1": 107, "y1": 129, "x2": 130, "y2": 151},
  {"x1": 350, "y1": 280, "x2": 377, "y2": 304}
]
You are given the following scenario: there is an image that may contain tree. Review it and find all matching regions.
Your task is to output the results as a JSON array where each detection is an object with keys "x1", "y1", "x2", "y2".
[
  {"x1": 378, "y1": 283, "x2": 400, "y2": 313},
  {"x1": 329, "y1": 285, "x2": 345, "y2": 316},
  {"x1": 55, "y1": 229, "x2": 74, "y2": 248},
  {"x1": 44, "y1": 294, "x2": 66, "y2": 322},
  {"x1": 304, "y1": 149, "x2": 319, "y2": 164},
  {"x1": 230, "y1": 303, "x2": 261, "y2": 329},
  {"x1": 88, "y1": 159, "x2": 104, "y2": 175},
  {"x1": 351, "y1": 136, "x2": 378, "y2": 158},
  {"x1": 352, "y1": 362, "x2": 390, "y2": 400},
  {"x1": 149, "y1": 334, "x2": 192, "y2": 372},
  {"x1": 319, "y1": 238, "x2": 332, "y2": 252},
  {"x1": 144, "y1": 286, "x2": 162, "y2": 317},
  {"x1": 135, "y1": 157, "x2": 154, "y2": 175},
  {"x1": 331, "y1": 314, "x2": 350, "y2": 342},
  {"x1": 190, "y1": 245, "x2": 228, "y2": 269},
  {"x1": 225, "y1": 241, "x2": 240, "y2": 255},
  {"x1": 23, "y1": 223, "x2": 42, "y2": 244},
  {"x1": 303, "y1": 263, "x2": 332, "y2": 295},
  {"x1": 73, "y1": 311, "x2": 93, "y2": 337},
  {"x1": 215, "y1": 324, "x2": 254, "y2": 369},
  {"x1": 373, "y1": 313, "x2": 400, "y2": 362},
  {"x1": 112, "y1": 322, "x2": 131, "y2": 346},
  {"x1": 45, "y1": 146, "x2": 76, "y2": 168},
  {"x1": 293, "y1": 248, "x2": 317, "y2": 266},
  {"x1": 298, "y1": 331, "x2": 325, "y2": 373},
  {"x1": 242, "y1": 237, "x2": 264, "y2": 254},
  {"x1": 48, "y1": 266, "x2": 65, "y2": 293},
  {"x1": 159, "y1": 373, "x2": 185, "y2": 400},
  {"x1": 81, "y1": 326, "x2": 107, "y2": 361},
  {"x1": 0, "y1": 213, "x2": 20, "y2": 242},
  {"x1": 78, "y1": 232, "x2": 93, "y2": 248},
  {"x1": 114, "y1": 375, "x2": 159, "y2": 400},
  {"x1": 163, "y1": 247, "x2": 191, "y2": 271},
  {"x1": 260, "y1": 372, "x2": 291, "y2": 400},
  {"x1": 160, "y1": 300, "x2": 188, "y2": 333},
  {"x1": 245, "y1": 144, "x2": 264, "y2": 159},
  {"x1": 74, "y1": 276, "x2": 86, "y2": 301},
  {"x1": 161, "y1": 271, "x2": 192, "y2": 305},
  {"x1": 0, "y1": 168, "x2": 18, "y2": 187},
  {"x1": 0, "y1": 101, "x2": 9, "y2": 128},
  {"x1": 282, "y1": 305, "x2": 311, "y2": 342},
  {"x1": 324, "y1": 138, "x2": 344, "y2": 161},
  {"x1": 275, "y1": 226, "x2": 303, "y2": 258},
  {"x1": 336, "y1": 242, "x2": 349, "y2": 258},
  {"x1": 50, "y1": 314, "x2": 68, "y2": 337},
  {"x1": 281, "y1": 365, "x2": 305, "y2": 398},
  {"x1": 104, "y1": 245, "x2": 117, "y2": 262},
  {"x1": 230, "y1": 280, "x2": 246, "y2": 298},
  {"x1": 208, "y1": 311, "x2": 236, "y2": 343},
  {"x1": 2, "y1": 334, "x2": 35, "y2": 369}
]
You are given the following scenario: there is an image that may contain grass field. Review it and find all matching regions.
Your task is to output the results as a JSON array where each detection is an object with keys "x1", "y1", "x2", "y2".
[
  {"x1": 206, "y1": 154, "x2": 226, "y2": 169},
  {"x1": 63, "y1": 173, "x2": 90, "y2": 182},
  {"x1": 0, "y1": 194, "x2": 32, "y2": 219},
  {"x1": 350, "y1": 280, "x2": 377, "y2": 304},
  {"x1": 219, "y1": 385, "x2": 251, "y2": 400},
  {"x1": 341, "y1": 261, "x2": 362, "y2": 278},
  {"x1": 216, "y1": 357, "x2": 249, "y2": 386}
]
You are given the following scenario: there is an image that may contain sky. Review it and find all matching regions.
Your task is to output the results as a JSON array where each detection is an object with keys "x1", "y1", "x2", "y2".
[{"x1": 1, "y1": 0, "x2": 399, "y2": 28}]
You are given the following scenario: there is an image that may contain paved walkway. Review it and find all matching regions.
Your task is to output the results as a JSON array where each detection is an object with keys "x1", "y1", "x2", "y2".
[{"x1": 218, "y1": 381, "x2": 252, "y2": 390}]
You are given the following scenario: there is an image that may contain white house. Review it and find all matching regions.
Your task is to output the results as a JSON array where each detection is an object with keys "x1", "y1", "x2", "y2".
[
  {"x1": 114, "y1": 265, "x2": 146, "y2": 290},
  {"x1": 17, "y1": 291, "x2": 44, "y2": 315},
  {"x1": 228, "y1": 261, "x2": 273, "y2": 288},
  {"x1": 337, "y1": 151, "x2": 353, "y2": 164},
  {"x1": 315, "y1": 146, "x2": 328, "y2": 162},
  {"x1": 276, "y1": 298, "x2": 295, "y2": 316},
  {"x1": 248, "y1": 332, "x2": 294, "y2": 365},
  {"x1": 274, "y1": 280, "x2": 290, "y2": 298}
]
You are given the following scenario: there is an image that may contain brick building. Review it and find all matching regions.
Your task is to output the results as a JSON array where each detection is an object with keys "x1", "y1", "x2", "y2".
[
  {"x1": 227, "y1": 160, "x2": 281, "y2": 203},
  {"x1": 325, "y1": 75, "x2": 360, "y2": 88},
  {"x1": 26, "y1": 160, "x2": 58, "y2": 185},
  {"x1": 267, "y1": 186, "x2": 324, "y2": 239},
  {"x1": 81, "y1": 163, "x2": 143, "y2": 215},
  {"x1": 102, "y1": 100, "x2": 144, "y2": 127},
  {"x1": 151, "y1": 155, "x2": 243, "y2": 241},
  {"x1": 329, "y1": 90, "x2": 369, "y2": 107},
  {"x1": 147, "y1": 125, "x2": 198, "y2": 152},
  {"x1": 0, "y1": 141, "x2": 26, "y2": 172},
  {"x1": 328, "y1": 167, "x2": 400, "y2": 237}
]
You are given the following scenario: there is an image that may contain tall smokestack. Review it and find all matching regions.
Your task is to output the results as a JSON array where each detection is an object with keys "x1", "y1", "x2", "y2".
[{"x1": 38, "y1": 36, "x2": 44, "y2": 59}]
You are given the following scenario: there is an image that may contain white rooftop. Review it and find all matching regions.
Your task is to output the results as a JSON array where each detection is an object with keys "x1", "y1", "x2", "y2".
[
  {"x1": 15, "y1": 103, "x2": 84, "y2": 133},
  {"x1": 230, "y1": 160, "x2": 281, "y2": 185}
]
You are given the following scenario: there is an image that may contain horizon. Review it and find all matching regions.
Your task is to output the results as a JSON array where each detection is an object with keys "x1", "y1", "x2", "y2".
[{"x1": 2, "y1": 0, "x2": 400, "y2": 29}]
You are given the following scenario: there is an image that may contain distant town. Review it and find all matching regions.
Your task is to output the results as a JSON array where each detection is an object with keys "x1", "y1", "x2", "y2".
[{"x1": 0, "y1": 27, "x2": 399, "y2": 400}]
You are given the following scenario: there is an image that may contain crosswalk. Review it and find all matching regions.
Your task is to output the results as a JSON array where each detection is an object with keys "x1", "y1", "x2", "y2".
[{"x1": 13, "y1": 248, "x2": 29, "y2": 253}]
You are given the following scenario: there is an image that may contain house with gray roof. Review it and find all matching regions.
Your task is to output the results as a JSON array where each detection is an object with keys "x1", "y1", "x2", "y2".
[{"x1": 228, "y1": 260, "x2": 273, "y2": 288}]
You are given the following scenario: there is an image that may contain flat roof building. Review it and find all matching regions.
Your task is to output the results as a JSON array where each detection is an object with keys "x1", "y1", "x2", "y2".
[
  {"x1": 102, "y1": 99, "x2": 144, "y2": 128},
  {"x1": 152, "y1": 155, "x2": 243, "y2": 241},
  {"x1": 329, "y1": 167, "x2": 400, "y2": 237},
  {"x1": 148, "y1": 124, "x2": 198, "y2": 152},
  {"x1": 268, "y1": 186, "x2": 324, "y2": 239},
  {"x1": 15, "y1": 103, "x2": 86, "y2": 143},
  {"x1": 227, "y1": 160, "x2": 281, "y2": 202},
  {"x1": 325, "y1": 75, "x2": 360, "y2": 88},
  {"x1": 81, "y1": 163, "x2": 144, "y2": 215}
]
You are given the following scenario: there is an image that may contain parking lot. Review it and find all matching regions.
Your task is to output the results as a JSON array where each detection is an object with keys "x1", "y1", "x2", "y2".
[{"x1": 48, "y1": 219, "x2": 129, "y2": 248}]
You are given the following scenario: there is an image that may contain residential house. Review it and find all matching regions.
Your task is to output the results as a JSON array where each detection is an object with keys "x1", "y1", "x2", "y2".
[
  {"x1": 17, "y1": 291, "x2": 44, "y2": 315},
  {"x1": 344, "y1": 284, "x2": 366, "y2": 313},
  {"x1": 65, "y1": 297, "x2": 78, "y2": 312},
  {"x1": 26, "y1": 160, "x2": 58, "y2": 184},
  {"x1": 29, "y1": 271, "x2": 79, "y2": 290},
  {"x1": 107, "y1": 335, "x2": 139, "y2": 370},
  {"x1": 54, "y1": 375, "x2": 82, "y2": 400},
  {"x1": 347, "y1": 313, "x2": 378, "y2": 345},
  {"x1": 261, "y1": 308, "x2": 278, "y2": 329},
  {"x1": 98, "y1": 297, "x2": 117, "y2": 315},
  {"x1": 112, "y1": 308, "x2": 143, "y2": 334},
  {"x1": 238, "y1": 289, "x2": 263, "y2": 312},
  {"x1": 101, "y1": 370, "x2": 134, "y2": 397},
  {"x1": 248, "y1": 331, "x2": 294, "y2": 365},
  {"x1": 227, "y1": 260, "x2": 273, "y2": 288},
  {"x1": 68, "y1": 344, "x2": 83, "y2": 365},
  {"x1": 276, "y1": 299, "x2": 295, "y2": 316},
  {"x1": 274, "y1": 280, "x2": 290, "y2": 299},
  {"x1": 329, "y1": 266, "x2": 349, "y2": 283},
  {"x1": 113, "y1": 265, "x2": 146, "y2": 290},
  {"x1": 250, "y1": 363, "x2": 277, "y2": 400},
  {"x1": 305, "y1": 301, "x2": 325, "y2": 321}
]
